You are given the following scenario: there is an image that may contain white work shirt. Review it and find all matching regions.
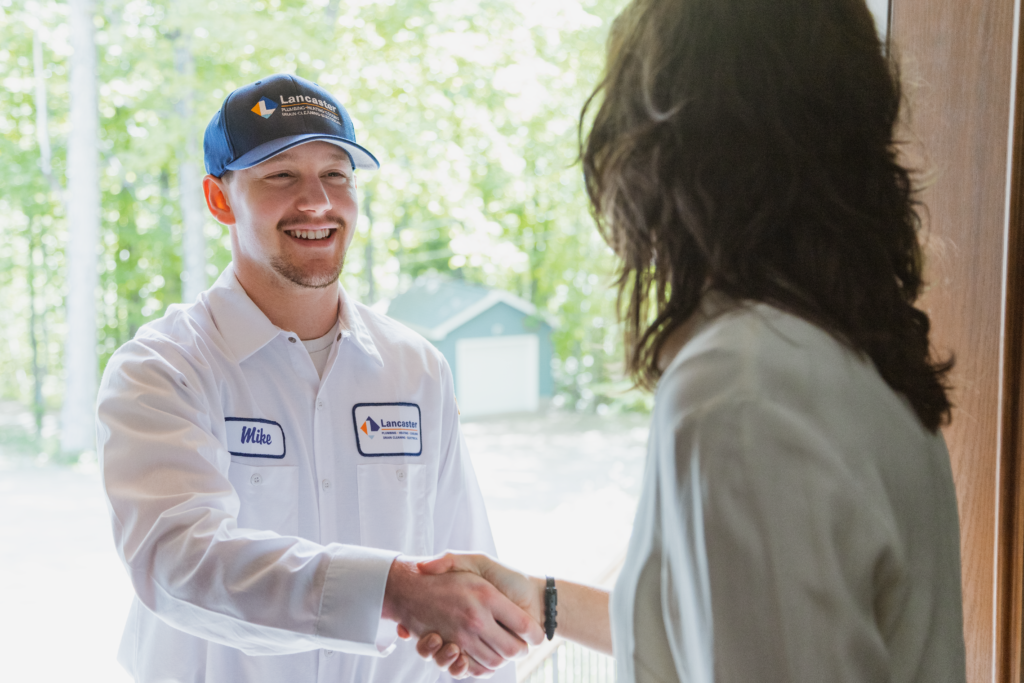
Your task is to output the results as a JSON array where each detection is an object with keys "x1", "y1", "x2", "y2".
[
  {"x1": 611, "y1": 298, "x2": 966, "y2": 683},
  {"x1": 97, "y1": 264, "x2": 512, "y2": 683}
]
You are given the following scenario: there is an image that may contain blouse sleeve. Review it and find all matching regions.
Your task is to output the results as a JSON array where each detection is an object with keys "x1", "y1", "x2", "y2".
[{"x1": 657, "y1": 394, "x2": 901, "y2": 683}]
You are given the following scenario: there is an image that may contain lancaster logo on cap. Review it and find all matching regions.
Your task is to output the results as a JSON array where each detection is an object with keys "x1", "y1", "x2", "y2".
[
  {"x1": 251, "y1": 96, "x2": 277, "y2": 119},
  {"x1": 279, "y1": 94, "x2": 338, "y2": 113}
]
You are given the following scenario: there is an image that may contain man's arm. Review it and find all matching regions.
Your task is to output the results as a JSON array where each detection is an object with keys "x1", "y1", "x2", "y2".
[
  {"x1": 99, "y1": 343, "x2": 539, "y2": 660},
  {"x1": 99, "y1": 344, "x2": 399, "y2": 655}
]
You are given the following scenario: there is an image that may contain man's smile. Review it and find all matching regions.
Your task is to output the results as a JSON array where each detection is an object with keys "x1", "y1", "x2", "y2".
[{"x1": 284, "y1": 227, "x2": 335, "y2": 240}]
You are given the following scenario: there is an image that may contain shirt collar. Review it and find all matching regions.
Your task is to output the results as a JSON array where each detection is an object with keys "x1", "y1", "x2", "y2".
[
  {"x1": 204, "y1": 263, "x2": 383, "y2": 367},
  {"x1": 338, "y1": 284, "x2": 384, "y2": 367},
  {"x1": 204, "y1": 264, "x2": 282, "y2": 363},
  {"x1": 657, "y1": 290, "x2": 738, "y2": 373}
]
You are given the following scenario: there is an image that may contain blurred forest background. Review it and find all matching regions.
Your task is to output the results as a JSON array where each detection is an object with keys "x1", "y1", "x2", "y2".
[{"x1": 0, "y1": 0, "x2": 646, "y2": 462}]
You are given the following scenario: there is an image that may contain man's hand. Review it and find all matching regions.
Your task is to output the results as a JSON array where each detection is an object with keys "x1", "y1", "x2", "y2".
[
  {"x1": 404, "y1": 553, "x2": 546, "y2": 678},
  {"x1": 418, "y1": 553, "x2": 545, "y2": 625},
  {"x1": 382, "y1": 555, "x2": 544, "y2": 677}
]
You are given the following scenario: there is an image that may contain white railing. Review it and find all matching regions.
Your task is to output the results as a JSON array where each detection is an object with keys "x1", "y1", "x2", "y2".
[{"x1": 518, "y1": 638, "x2": 616, "y2": 683}]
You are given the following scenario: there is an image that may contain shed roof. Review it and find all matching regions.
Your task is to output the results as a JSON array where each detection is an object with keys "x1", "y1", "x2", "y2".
[{"x1": 386, "y1": 276, "x2": 541, "y2": 341}]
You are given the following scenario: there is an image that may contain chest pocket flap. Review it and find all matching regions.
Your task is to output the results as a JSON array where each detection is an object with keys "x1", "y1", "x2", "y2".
[
  {"x1": 227, "y1": 462, "x2": 299, "y2": 537},
  {"x1": 357, "y1": 463, "x2": 433, "y2": 556}
]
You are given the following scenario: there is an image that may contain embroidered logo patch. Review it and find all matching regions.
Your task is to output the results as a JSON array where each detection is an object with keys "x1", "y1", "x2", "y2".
[
  {"x1": 225, "y1": 418, "x2": 286, "y2": 458},
  {"x1": 352, "y1": 403, "x2": 422, "y2": 457}
]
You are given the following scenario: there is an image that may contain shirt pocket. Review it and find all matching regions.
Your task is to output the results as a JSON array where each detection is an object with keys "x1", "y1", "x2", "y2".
[
  {"x1": 357, "y1": 463, "x2": 433, "y2": 556},
  {"x1": 227, "y1": 462, "x2": 299, "y2": 537}
]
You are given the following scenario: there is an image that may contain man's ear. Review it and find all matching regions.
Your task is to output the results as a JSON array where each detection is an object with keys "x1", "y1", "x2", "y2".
[{"x1": 203, "y1": 174, "x2": 236, "y2": 225}]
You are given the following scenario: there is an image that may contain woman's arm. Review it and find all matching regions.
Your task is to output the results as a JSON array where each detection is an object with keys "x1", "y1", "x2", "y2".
[{"x1": 547, "y1": 578, "x2": 612, "y2": 655}]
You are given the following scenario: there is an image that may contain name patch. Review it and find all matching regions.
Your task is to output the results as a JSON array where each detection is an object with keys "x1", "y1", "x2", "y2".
[
  {"x1": 225, "y1": 418, "x2": 286, "y2": 458},
  {"x1": 352, "y1": 403, "x2": 423, "y2": 457}
]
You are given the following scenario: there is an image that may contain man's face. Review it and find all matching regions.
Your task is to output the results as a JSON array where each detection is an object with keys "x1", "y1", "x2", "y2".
[{"x1": 216, "y1": 141, "x2": 359, "y2": 290}]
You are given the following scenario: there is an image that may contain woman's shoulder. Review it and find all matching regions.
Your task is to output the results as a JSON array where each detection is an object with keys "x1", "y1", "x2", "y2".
[
  {"x1": 658, "y1": 302, "x2": 821, "y2": 400},
  {"x1": 652, "y1": 301, "x2": 951, "y2": 520},
  {"x1": 656, "y1": 301, "x2": 926, "y2": 441}
]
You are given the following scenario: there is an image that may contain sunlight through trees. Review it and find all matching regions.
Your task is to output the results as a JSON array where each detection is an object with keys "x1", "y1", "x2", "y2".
[{"x1": 1, "y1": 0, "x2": 648, "y2": 458}]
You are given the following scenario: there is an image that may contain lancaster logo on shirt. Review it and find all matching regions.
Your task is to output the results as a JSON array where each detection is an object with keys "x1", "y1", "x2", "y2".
[
  {"x1": 225, "y1": 418, "x2": 286, "y2": 458},
  {"x1": 353, "y1": 403, "x2": 422, "y2": 456},
  {"x1": 359, "y1": 415, "x2": 419, "y2": 441},
  {"x1": 360, "y1": 416, "x2": 380, "y2": 439}
]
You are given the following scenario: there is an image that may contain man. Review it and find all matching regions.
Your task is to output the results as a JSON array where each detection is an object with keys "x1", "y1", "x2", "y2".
[{"x1": 96, "y1": 73, "x2": 540, "y2": 683}]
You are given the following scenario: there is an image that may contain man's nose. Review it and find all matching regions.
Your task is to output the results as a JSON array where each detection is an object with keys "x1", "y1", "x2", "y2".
[{"x1": 295, "y1": 175, "x2": 332, "y2": 213}]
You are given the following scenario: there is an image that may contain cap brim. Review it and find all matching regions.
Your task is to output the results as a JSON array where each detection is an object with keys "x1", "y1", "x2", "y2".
[{"x1": 225, "y1": 133, "x2": 380, "y2": 171}]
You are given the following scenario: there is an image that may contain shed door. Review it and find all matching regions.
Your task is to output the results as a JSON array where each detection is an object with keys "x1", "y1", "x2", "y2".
[{"x1": 455, "y1": 335, "x2": 539, "y2": 417}]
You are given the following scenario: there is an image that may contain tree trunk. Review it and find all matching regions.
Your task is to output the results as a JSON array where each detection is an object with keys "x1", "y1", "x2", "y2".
[
  {"x1": 28, "y1": 228, "x2": 45, "y2": 437},
  {"x1": 34, "y1": 28, "x2": 62, "y2": 198},
  {"x1": 33, "y1": 27, "x2": 59, "y2": 439},
  {"x1": 175, "y1": 36, "x2": 206, "y2": 303},
  {"x1": 324, "y1": 0, "x2": 341, "y2": 26},
  {"x1": 60, "y1": 0, "x2": 100, "y2": 455}
]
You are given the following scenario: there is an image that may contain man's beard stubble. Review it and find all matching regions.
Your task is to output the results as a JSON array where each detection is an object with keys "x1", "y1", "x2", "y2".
[{"x1": 270, "y1": 215, "x2": 346, "y2": 289}]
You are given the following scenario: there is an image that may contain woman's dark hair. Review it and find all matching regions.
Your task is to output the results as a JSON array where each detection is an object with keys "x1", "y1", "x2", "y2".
[{"x1": 581, "y1": 0, "x2": 953, "y2": 431}]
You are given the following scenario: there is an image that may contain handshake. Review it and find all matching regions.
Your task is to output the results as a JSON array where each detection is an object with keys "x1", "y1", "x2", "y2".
[{"x1": 381, "y1": 553, "x2": 557, "y2": 679}]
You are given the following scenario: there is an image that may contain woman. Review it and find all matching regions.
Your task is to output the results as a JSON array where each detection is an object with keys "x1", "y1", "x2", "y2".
[{"x1": 411, "y1": 0, "x2": 967, "y2": 680}]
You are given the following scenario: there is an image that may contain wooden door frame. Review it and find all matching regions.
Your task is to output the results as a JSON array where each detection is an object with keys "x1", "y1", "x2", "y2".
[
  {"x1": 890, "y1": 0, "x2": 1024, "y2": 680},
  {"x1": 999, "y1": 34, "x2": 1024, "y2": 676}
]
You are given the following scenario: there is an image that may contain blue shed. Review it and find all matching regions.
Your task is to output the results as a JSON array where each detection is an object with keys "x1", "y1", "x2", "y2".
[{"x1": 385, "y1": 277, "x2": 554, "y2": 417}]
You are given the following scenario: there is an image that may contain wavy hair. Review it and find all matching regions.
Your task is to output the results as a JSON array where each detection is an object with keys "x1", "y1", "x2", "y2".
[{"x1": 581, "y1": 0, "x2": 953, "y2": 430}]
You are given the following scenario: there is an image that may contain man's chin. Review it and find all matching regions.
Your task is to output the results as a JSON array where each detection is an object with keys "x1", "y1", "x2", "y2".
[
  {"x1": 292, "y1": 275, "x2": 341, "y2": 289},
  {"x1": 270, "y1": 258, "x2": 344, "y2": 290}
]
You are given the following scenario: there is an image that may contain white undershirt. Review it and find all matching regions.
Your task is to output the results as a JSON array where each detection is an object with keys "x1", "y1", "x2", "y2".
[{"x1": 301, "y1": 320, "x2": 340, "y2": 379}]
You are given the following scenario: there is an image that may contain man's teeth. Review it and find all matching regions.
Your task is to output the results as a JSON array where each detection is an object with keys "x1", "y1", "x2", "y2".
[{"x1": 289, "y1": 228, "x2": 331, "y2": 240}]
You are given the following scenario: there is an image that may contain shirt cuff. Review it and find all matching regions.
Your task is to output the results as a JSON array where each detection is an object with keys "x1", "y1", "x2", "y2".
[
  {"x1": 375, "y1": 617, "x2": 400, "y2": 654},
  {"x1": 314, "y1": 544, "x2": 401, "y2": 656}
]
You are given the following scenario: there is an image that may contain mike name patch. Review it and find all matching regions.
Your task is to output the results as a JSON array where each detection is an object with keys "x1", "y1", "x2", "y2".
[
  {"x1": 225, "y1": 418, "x2": 286, "y2": 458},
  {"x1": 352, "y1": 403, "x2": 422, "y2": 456}
]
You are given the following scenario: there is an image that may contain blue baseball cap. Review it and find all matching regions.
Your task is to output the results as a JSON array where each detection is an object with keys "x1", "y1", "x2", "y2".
[{"x1": 203, "y1": 73, "x2": 379, "y2": 177}]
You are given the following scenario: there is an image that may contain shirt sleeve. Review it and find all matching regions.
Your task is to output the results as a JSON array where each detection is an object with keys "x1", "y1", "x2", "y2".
[
  {"x1": 657, "y1": 391, "x2": 899, "y2": 682},
  {"x1": 97, "y1": 342, "x2": 399, "y2": 657}
]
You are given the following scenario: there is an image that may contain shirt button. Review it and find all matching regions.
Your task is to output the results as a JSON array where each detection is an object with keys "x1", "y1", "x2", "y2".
[
  {"x1": 316, "y1": 399, "x2": 324, "y2": 411},
  {"x1": 396, "y1": 468, "x2": 406, "y2": 482},
  {"x1": 288, "y1": 336, "x2": 297, "y2": 343},
  {"x1": 250, "y1": 473, "x2": 262, "y2": 485},
  {"x1": 322, "y1": 479, "x2": 331, "y2": 490}
]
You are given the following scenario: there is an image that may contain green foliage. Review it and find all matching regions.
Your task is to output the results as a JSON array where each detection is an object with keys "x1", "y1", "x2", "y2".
[{"x1": 1, "y1": 0, "x2": 645, "y2": 420}]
